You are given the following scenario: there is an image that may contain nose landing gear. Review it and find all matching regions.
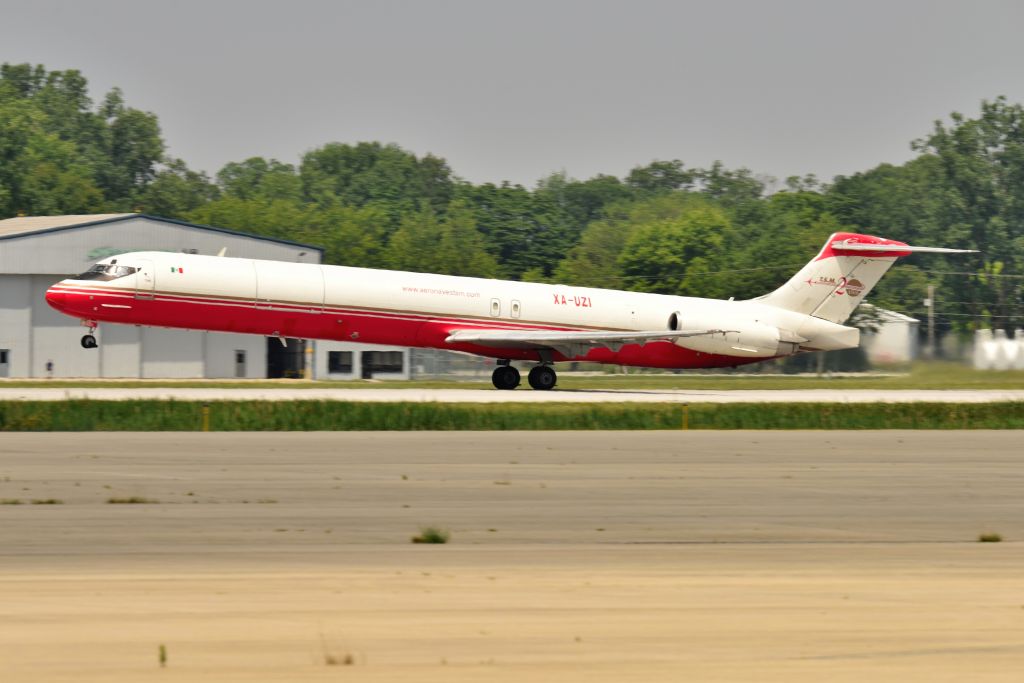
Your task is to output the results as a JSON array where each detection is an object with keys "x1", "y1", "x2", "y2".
[{"x1": 80, "y1": 320, "x2": 98, "y2": 349}]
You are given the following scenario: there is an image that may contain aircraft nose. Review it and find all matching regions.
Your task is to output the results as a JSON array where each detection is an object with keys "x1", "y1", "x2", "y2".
[{"x1": 45, "y1": 286, "x2": 67, "y2": 309}]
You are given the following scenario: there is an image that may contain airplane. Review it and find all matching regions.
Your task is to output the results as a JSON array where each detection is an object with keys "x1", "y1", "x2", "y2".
[{"x1": 45, "y1": 231, "x2": 973, "y2": 389}]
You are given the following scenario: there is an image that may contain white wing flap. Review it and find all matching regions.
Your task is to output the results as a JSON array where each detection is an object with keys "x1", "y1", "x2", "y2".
[{"x1": 445, "y1": 328, "x2": 731, "y2": 358}]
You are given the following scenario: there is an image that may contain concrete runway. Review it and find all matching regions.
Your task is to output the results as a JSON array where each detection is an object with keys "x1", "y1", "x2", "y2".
[
  {"x1": 3, "y1": 386, "x2": 1024, "y2": 402},
  {"x1": 1, "y1": 432, "x2": 1023, "y2": 681}
]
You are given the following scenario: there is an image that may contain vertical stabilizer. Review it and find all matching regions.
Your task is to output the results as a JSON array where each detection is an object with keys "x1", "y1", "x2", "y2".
[{"x1": 756, "y1": 232, "x2": 967, "y2": 324}]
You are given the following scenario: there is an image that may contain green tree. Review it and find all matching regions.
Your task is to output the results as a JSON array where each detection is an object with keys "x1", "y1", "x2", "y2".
[
  {"x1": 626, "y1": 159, "x2": 696, "y2": 194},
  {"x1": 535, "y1": 171, "x2": 636, "y2": 242},
  {"x1": 617, "y1": 202, "x2": 731, "y2": 298},
  {"x1": 731, "y1": 190, "x2": 841, "y2": 299},
  {"x1": 299, "y1": 142, "x2": 453, "y2": 221},
  {"x1": 0, "y1": 63, "x2": 175, "y2": 215},
  {"x1": 140, "y1": 159, "x2": 219, "y2": 218},
  {"x1": 455, "y1": 180, "x2": 576, "y2": 279},
  {"x1": 388, "y1": 202, "x2": 498, "y2": 277},
  {"x1": 18, "y1": 133, "x2": 105, "y2": 214},
  {"x1": 217, "y1": 157, "x2": 301, "y2": 202},
  {"x1": 305, "y1": 203, "x2": 390, "y2": 267},
  {"x1": 696, "y1": 161, "x2": 765, "y2": 226},
  {"x1": 0, "y1": 86, "x2": 104, "y2": 215},
  {"x1": 187, "y1": 196, "x2": 311, "y2": 243},
  {"x1": 914, "y1": 97, "x2": 1024, "y2": 326},
  {"x1": 554, "y1": 193, "x2": 718, "y2": 290}
]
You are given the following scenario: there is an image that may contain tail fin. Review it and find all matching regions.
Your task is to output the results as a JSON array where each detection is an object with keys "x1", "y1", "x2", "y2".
[{"x1": 756, "y1": 232, "x2": 974, "y2": 324}]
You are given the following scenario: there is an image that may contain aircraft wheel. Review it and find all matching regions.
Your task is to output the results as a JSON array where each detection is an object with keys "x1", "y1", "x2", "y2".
[
  {"x1": 491, "y1": 365, "x2": 520, "y2": 390},
  {"x1": 80, "y1": 334, "x2": 98, "y2": 349},
  {"x1": 527, "y1": 365, "x2": 557, "y2": 390}
]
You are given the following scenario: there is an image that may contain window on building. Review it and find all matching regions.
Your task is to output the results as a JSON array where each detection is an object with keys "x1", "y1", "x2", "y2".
[
  {"x1": 328, "y1": 351, "x2": 353, "y2": 374},
  {"x1": 365, "y1": 351, "x2": 404, "y2": 373}
]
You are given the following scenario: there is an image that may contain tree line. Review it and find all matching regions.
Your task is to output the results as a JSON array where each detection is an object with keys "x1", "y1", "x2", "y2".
[{"x1": 2, "y1": 63, "x2": 1022, "y2": 332}]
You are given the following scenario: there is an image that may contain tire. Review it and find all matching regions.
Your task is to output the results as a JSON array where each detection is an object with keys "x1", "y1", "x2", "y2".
[
  {"x1": 80, "y1": 334, "x2": 97, "y2": 349},
  {"x1": 527, "y1": 365, "x2": 557, "y2": 390},
  {"x1": 491, "y1": 365, "x2": 520, "y2": 390}
]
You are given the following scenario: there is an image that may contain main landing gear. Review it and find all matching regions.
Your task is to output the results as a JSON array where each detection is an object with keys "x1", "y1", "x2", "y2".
[
  {"x1": 491, "y1": 362, "x2": 520, "y2": 390},
  {"x1": 491, "y1": 361, "x2": 557, "y2": 391},
  {"x1": 527, "y1": 365, "x2": 557, "y2": 390}
]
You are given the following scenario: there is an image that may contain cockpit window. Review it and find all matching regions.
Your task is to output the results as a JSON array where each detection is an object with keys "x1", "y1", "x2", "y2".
[{"x1": 74, "y1": 264, "x2": 139, "y2": 281}]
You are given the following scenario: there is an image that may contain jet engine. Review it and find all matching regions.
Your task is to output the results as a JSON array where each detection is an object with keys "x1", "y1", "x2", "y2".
[{"x1": 668, "y1": 312, "x2": 803, "y2": 358}]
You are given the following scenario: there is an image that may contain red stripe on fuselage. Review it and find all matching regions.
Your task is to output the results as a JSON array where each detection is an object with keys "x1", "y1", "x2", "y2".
[{"x1": 46, "y1": 283, "x2": 754, "y2": 369}]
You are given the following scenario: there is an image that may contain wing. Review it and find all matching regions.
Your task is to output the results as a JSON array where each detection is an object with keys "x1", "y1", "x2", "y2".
[{"x1": 445, "y1": 328, "x2": 732, "y2": 359}]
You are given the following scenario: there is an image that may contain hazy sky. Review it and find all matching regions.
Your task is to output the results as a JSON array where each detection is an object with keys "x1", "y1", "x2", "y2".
[{"x1": 4, "y1": 0, "x2": 1023, "y2": 187}]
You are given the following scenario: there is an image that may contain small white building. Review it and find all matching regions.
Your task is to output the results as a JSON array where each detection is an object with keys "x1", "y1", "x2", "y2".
[
  {"x1": 0, "y1": 213, "x2": 410, "y2": 379},
  {"x1": 315, "y1": 342, "x2": 410, "y2": 381},
  {"x1": 860, "y1": 305, "x2": 920, "y2": 364},
  {"x1": 973, "y1": 329, "x2": 1024, "y2": 370}
]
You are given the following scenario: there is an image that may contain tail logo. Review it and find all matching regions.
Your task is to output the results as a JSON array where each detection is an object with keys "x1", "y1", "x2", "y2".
[{"x1": 834, "y1": 278, "x2": 865, "y2": 297}]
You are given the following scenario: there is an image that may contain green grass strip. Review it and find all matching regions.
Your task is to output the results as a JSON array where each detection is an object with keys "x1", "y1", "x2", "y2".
[{"x1": 1, "y1": 400, "x2": 1023, "y2": 431}]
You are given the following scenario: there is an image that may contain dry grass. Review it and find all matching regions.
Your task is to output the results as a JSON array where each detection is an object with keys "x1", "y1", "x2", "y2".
[{"x1": 411, "y1": 526, "x2": 450, "y2": 544}]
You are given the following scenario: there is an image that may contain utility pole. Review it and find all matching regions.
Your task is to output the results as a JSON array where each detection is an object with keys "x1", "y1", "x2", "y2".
[{"x1": 925, "y1": 284, "x2": 936, "y2": 359}]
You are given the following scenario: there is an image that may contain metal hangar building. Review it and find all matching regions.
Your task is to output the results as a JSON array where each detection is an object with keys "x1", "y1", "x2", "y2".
[{"x1": 0, "y1": 213, "x2": 408, "y2": 379}]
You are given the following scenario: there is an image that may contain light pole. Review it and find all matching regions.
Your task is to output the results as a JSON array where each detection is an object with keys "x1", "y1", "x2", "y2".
[{"x1": 924, "y1": 284, "x2": 936, "y2": 359}]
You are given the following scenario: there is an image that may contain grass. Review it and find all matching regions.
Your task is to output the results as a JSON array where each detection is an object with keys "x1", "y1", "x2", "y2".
[
  {"x1": 2, "y1": 399, "x2": 1024, "y2": 430},
  {"x1": 106, "y1": 496, "x2": 159, "y2": 504},
  {"x1": 978, "y1": 532, "x2": 1003, "y2": 542},
  {"x1": 2, "y1": 362, "x2": 1024, "y2": 390},
  {"x1": 411, "y1": 526, "x2": 450, "y2": 544},
  {"x1": 30, "y1": 499, "x2": 63, "y2": 505},
  {"x1": 1, "y1": 499, "x2": 23, "y2": 505}
]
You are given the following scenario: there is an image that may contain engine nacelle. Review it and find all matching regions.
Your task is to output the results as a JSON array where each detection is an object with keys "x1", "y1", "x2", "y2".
[{"x1": 673, "y1": 319, "x2": 801, "y2": 358}]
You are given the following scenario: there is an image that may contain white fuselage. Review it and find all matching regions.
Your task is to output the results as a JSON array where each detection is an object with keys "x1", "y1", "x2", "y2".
[{"x1": 46, "y1": 250, "x2": 860, "y2": 370}]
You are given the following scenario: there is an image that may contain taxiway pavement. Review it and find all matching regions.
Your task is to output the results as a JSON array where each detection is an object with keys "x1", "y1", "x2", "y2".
[
  {"x1": 3, "y1": 387, "x2": 1024, "y2": 402},
  {"x1": 1, "y1": 431, "x2": 1022, "y2": 681}
]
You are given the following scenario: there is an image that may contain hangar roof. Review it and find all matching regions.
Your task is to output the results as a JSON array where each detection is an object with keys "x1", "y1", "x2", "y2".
[
  {"x1": 0, "y1": 214, "x2": 135, "y2": 238},
  {"x1": 860, "y1": 303, "x2": 919, "y2": 324},
  {"x1": 0, "y1": 213, "x2": 322, "y2": 252}
]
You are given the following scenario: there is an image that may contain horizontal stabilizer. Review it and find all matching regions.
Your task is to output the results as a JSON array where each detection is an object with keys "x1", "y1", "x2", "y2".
[{"x1": 830, "y1": 240, "x2": 977, "y2": 254}]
